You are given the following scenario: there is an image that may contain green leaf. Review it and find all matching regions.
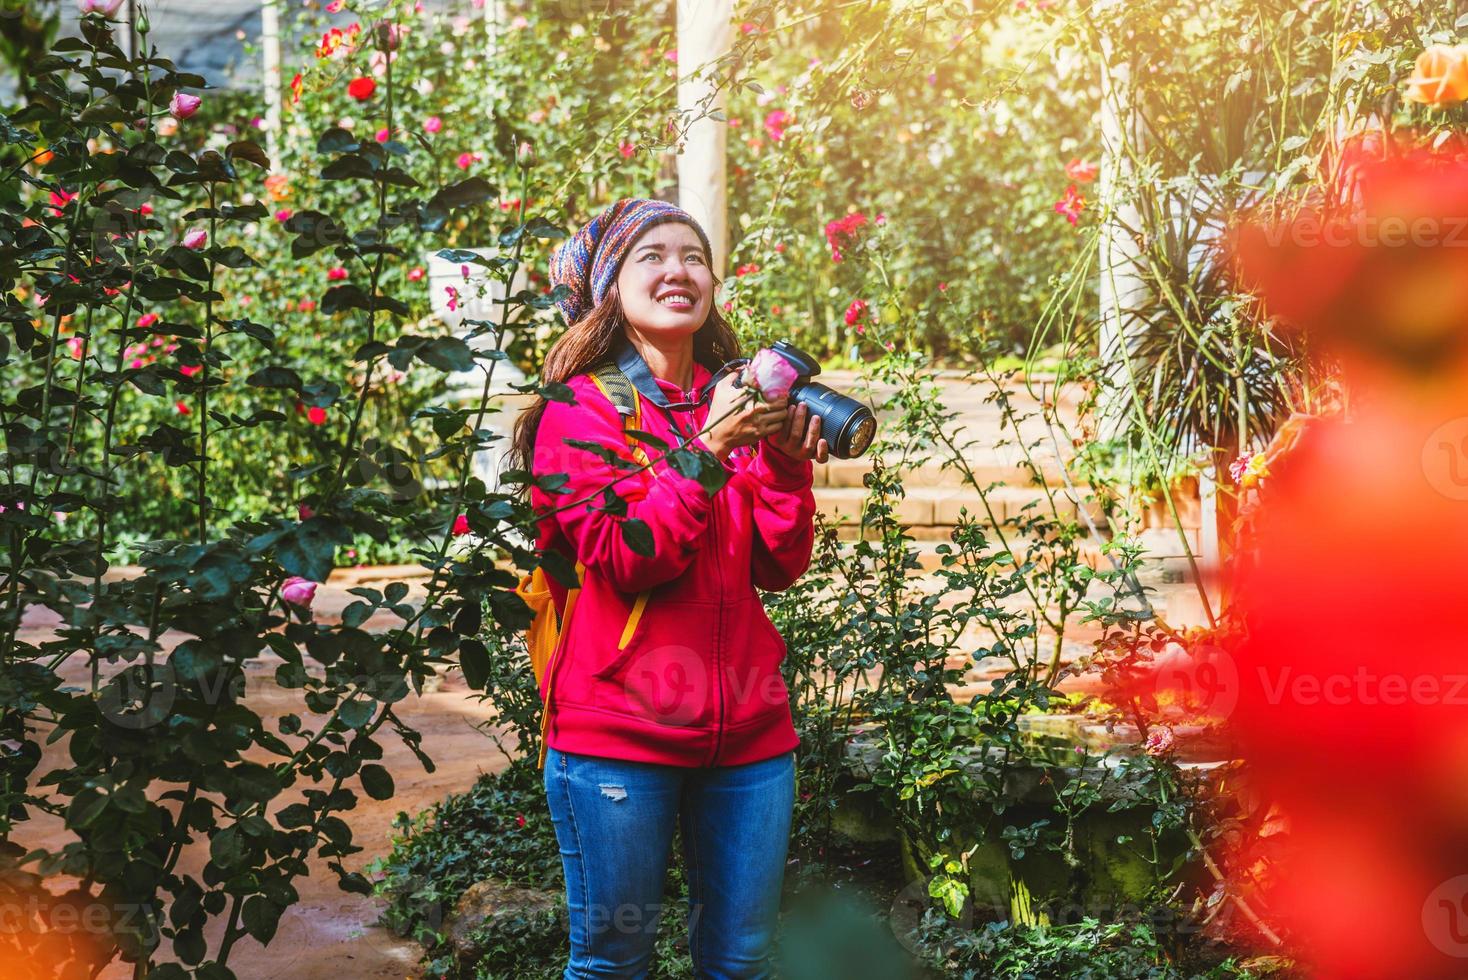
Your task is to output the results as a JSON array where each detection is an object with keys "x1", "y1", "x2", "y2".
[
  {"x1": 624, "y1": 428, "x2": 668, "y2": 452},
  {"x1": 245, "y1": 366, "x2": 302, "y2": 391},
  {"x1": 429, "y1": 176, "x2": 495, "y2": 211},
  {"x1": 341, "y1": 600, "x2": 373, "y2": 628},
  {"x1": 338, "y1": 697, "x2": 374, "y2": 730},
  {"x1": 321, "y1": 284, "x2": 370, "y2": 315},
  {"x1": 359, "y1": 764, "x2": 394, "y2": 801},
  {"x1": 620, "y1": 518, "x2": 655, "y2": 557},
  {"x1": 241, "y1": 896, "x2": 283, "y2": 944},
  {"x1": 67, "y1": 789, "x2": 108, "y2": 829},
  {"x1": 667, "y1": 447, "x2": 729, "y2": 495},
  {"x1": 195, "y1": 961, "x2": 237, "y2": 980},
  {"x1": 321, "y1": 155, "x2": 373, "y2": 181},
  {"x1": 274, "y1": 517, "x2": 351, "y2": 583},
  {"x1": 210, "y1": 825, "x2": 245, "y2": 869},
  {"x1": 416, "y1": 336, "x2": 476, "y2": 372},
  {"x1": 564, "y1": 439, "x2": 642, "y2": 471},
  {"x1": 436, "y1": 248, "x2": 487, "y2": 265},
  {"x1": 525, "y1": 216, "x2": 567, "y2": 239},
  {"x1": 459, "y1": 638, "x2": 489, "y2": 689},
  {"x1": 316, "y1": 127, "x2": 359, "y2": 154},
  {"x1": 284, "y1": 210, "x2": 346, "y2": 257},
  {"x1": 276, "y1": 803, "x2": 314, "y2": 828},
  {"x1": 226, "y1": 140, "x2": 270, "y2": 170},
  {"x1": 231, "y1": 763, "x2": 280, "y2": 807},
  {"x1": 162, "y1": 245, "x2": 209, "y2": 281}
]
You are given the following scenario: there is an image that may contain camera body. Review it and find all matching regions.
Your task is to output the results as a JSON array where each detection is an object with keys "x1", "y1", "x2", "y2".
[{"x1": 764, "y1": 340, "x2": 878, "y2": 459}]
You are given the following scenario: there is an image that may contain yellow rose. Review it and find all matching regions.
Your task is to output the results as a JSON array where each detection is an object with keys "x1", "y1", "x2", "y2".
[{"x1": 1406, "y1": 44, "x2": 1468, "y2": 109}]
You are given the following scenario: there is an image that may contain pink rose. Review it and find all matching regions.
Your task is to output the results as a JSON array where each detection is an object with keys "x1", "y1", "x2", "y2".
[
  {"x1": 452, "y1": 513, "x2": 470, "y2": 536},
  {"x1": 746, "y1": 348, "x2": 798, "y2": 400},
  {"x1": 181, "y1": 228, "x2": 207, "y2": 249},
  {"x1": 763, "y1": 109, "x2": 790, "y2": 142},
  {"x1": 281, "y1": 576, "x2": 317, "y2": 610},
  {"x1": 1144, "y1": 726, "x2": 1176, "y2": 757},
  {"x1": 137, "y1": 313, "x2": 159, "y2": 328},
  {"x1": 169, "y1": 92, "x2": 202, "y2": 120},
  {"x1": 1053, "y1": 184, "x2": 1085, "y2": 226},
  {"x1": 78, "y1": 0, "x2": 124, "y2": 16},
  {"x1": 423, "y1": 115, "x2": 442, "y2": 134}
]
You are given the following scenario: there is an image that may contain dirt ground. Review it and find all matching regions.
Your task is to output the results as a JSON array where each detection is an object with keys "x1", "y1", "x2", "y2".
[{"x1": 11, "y1": 567, "x2": 517, "y2": 980}]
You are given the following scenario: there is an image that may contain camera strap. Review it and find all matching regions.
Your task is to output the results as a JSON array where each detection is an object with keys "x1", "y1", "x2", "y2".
[{"x1": 612, "y1": 342, "x2": 748, "y2": 431}]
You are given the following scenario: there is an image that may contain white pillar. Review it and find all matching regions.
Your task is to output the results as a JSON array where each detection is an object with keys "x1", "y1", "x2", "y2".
[
  {"x1": 676, "y1": 0, "x2": 732, "y2": 278},
  {"x1": 1095, "y1": 1, "x2": 1145, "y2": 440},
  {"x1": 120, "y1": 0, "x2": 137, "y2": 59},
  {"x1": 261, "y1": 0, "x2": 283, "y2": 168},
  {"x1": 483, "y1": 0, "x2": 501, "y2": 54}
]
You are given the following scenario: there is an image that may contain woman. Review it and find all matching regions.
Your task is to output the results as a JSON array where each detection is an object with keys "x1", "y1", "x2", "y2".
[{"x1": 507, "y1": 197, "x2": 828, "y2": 979}]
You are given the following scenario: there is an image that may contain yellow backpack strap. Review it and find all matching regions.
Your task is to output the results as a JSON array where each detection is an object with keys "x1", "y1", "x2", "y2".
[
  {"x1": 538, "y1": 559, "x2": 585, "y2": 769},
  {"x1": 589, "y1": 364, "x2": 651, "y2": 467}
]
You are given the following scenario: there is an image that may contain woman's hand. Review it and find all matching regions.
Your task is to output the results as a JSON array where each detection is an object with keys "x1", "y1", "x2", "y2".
[
  {"x1": 701, "y1": 371, "x2": 788, "y2": 460},
  {"x1": 765, "y1": 399, "x2": 830, "y2": 463}
]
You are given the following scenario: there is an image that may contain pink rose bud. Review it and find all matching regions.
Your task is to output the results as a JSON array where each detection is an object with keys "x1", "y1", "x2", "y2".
[
  {"x1": 169, "y1": 92, "x2": 202, "y2": 120},
  {"x1": 516, "y1": 140, "x2": 536, "y2": 168},
  {"x1": 78, "y1": 0, "x2": 125, "y2": 16},
  {"x1": 746, "y1": 348, "x2": 798, "y2": 400},
  {"x1": 181, "y1": 228, "x2": 207, "y2": 249},
  {"x1": 452, "y1": 513, "x2": 470, "y2": 536},
  {"x1": 281, "y1": 576, "x2": 317, "y2": 610}
]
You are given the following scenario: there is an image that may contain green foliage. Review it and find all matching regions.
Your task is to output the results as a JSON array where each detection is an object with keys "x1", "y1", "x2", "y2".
[{"x1": 913, "y1": 914, "x2": 1271, "y2": 980}]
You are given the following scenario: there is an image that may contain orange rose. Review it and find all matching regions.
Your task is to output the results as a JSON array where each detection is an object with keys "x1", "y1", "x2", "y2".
[
  {"x1": 1405, "y1": 44, "x2": 1468, "y2": 108},
  {"x1": 264, "y1": 173, "x2": 290, "y2": 202}
]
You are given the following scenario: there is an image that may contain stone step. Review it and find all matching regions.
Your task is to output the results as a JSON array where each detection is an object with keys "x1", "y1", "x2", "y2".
[
  {"x1": 815, "y1": 455, "x2": 1069, "y2": 490},
  {"x1": 815, "y1": 485, "x2": 1104, "y2": 536}
]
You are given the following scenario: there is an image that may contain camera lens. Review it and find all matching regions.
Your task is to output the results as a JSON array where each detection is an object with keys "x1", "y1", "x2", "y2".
[{"x1": 791, "y1": 382, "x2": 878, "y2": 458}]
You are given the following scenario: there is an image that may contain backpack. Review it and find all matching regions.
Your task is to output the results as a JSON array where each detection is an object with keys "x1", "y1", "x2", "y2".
[{"x1": 514, "y1": 361, "x2": 654, "y2": 768}]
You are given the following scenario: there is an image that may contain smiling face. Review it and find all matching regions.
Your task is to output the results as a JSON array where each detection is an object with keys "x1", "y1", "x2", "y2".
[{"x1": 614, "y1": 220, "x2": 715, "y2": 339}]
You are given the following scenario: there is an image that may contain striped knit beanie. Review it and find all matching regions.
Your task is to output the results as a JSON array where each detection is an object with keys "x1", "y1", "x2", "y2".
[{"x1": 548, "y1": 197, "x2": 714, "y2": 325}]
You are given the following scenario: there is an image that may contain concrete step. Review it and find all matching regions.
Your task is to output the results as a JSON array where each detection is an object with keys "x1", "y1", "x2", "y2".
[
  {"x1": 815, "y1": 485, "x2": 1104, "y2": 537},
  {"x1": 815, "y1": 455, "x2": 1069, "y2": 490}
]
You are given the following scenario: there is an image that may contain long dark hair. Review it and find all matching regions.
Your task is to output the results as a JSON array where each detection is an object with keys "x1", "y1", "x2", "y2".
[{"x1": 507, "y1": 284, "x2": 741, "y2": 497}]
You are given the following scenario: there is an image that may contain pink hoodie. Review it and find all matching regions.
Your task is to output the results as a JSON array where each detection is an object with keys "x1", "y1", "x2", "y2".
[{"x1": 530, "y1": 357, "x2": 814, "y2": 767}]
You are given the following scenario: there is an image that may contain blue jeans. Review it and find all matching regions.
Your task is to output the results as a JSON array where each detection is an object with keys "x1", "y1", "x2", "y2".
[{"x1": 542, "y1": 745, "x2": 797, "y2": 979}]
